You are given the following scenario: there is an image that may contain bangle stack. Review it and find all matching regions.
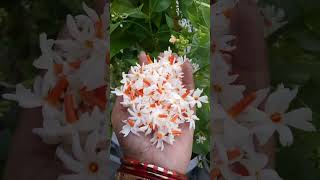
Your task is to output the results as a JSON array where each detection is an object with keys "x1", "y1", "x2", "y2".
[{"x1": 115, "y1": 157, "x2": 188, "y2": 180}]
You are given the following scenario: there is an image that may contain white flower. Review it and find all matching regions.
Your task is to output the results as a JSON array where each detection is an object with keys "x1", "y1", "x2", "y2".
[
  {"x1": 260, "y1": 5, "x2": 287, "y2": 37},
  {"x1": 210, "y1": 0, "x2": 311, "y2": 179},
  {"x1": 82, "y1": 2, "x2": 108, "y2": 40},
  {"x1": 190, "y1": 88, "x2": 209, "y2": 108},
  {"x1": 56, "y1": 131, "x2": 108, "y2": 180},
  {"x1": 56, "y1": 3, "x2": 107, "y2": 60},
  {"x1": 184, "y1": 45, "x2": 191, "y2": 54},
  {"x1": 196, "y1": 134, "x2": 207, "y2": 144},
  {"x1": 33, "y1": 33, "x2": 63, "y2": 70},
  {"x1": 178, "y1": 18, "x2": 194, "y2": 32},
  {"x1": 150, "y1": 131, "x2": 166, "y2": 151},
  {"x1": 253, "y1": 85, "x2": 316, "y2": 146},
  {"x1": 2, "y1": 76, "x2": 48, "y2": 108},
  {"x1": 211, "y1": 7, "x2": 231, "y2": 35},
  {"x1": 191, "y1": 62, "x2": 200, "y2": 73},
  {"x1": 33, "y1": 106, "x2": 102, "y2": 144},
  {"x1": 112, "y1": 48, "x2": 208, "y2": 150},
  {"x1": 76, "y1": 53, "x2": 106, "y2": 90},
  {"x1": 2, "y1": 3, "x2": 109, "y2": 180},
  {"x1": 240, "y1": 153, "x2": 282, "y2": 180},
  {"x1": 181, "y1": 108, "x2": 199, "y2": 129},
  {"x1": 213, "y1": 0, "x2": 238, "y2": 18},
  {"x1": 212, "y1": 69, "x2": 245, "y2": 109},
  {"x1": 212, "y1": 52, "x2": 231, "y2": 73},
  {"x1": 211, "y1": 140, "x2": 238, "y2": 180},
  {"x1": 120, "y1": 118, "x2": 141, "y2": 137}
]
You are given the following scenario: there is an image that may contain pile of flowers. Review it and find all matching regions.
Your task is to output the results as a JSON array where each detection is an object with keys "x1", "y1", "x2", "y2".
[
  {"x1": 212, "y1": 0, "x2": 315, "y2": 179},
  {"x1": 112, "y1": 48, "x2": 208, "y2": 151},
  {"x1": 2, "y1": 2, "x2": 109, "y2": 179}
]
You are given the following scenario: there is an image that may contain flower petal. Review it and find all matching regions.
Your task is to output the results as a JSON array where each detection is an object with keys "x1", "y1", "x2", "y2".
[
  {"x1": 253, "y1": 124, "x2": 276, "y2": 145},
  {"x1": 251, "y1": 88, "x2": 270, "y2": 108},
  {"x1": 277, "y1": 125, "x2": 293, "y2": 146},
  {"x1": 71, "y1": 132, "x2": 85, "y2": 161},
  {"x1": 85, "y1": 130, "x2": 99, "y2": 157},
  {"x1": 2, "y1": 93, "x2": 17, "y2": 101},
  {"x1": 82, "y1": 2, "x2": 99, "y2": 22},
  {"x1": 33, "y1": 55, "x2": 52, "y2": 69},
  {"x1": 67, "y1": 15, "x2": 82, "y2": 41},
  {"x1": 284, "y1": 108, "x2": 315, "y2": 131},
  {"x1": 78, "y1": 57, "x2": 106, "y2": 90},
  {"x1": 220, "y1": 84, "x2": 245, "y2": 109},
  {"x1": 265, "y1": 86, "x2": 297, "y2": 114},
  {"x1": 56, "y1": 146, "x2": 83, "y2": 173}
]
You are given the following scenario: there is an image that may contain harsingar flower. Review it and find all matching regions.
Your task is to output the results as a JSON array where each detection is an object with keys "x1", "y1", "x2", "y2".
[
  {"x1": 196, "y1": 134, "x2": 207, "y2": 144},
  {"x1": 112, "y1": 48, "x2": 208, "y2": 150},
  {"x1": 260, "y1": 5, "x2": 287, "y2": 37},
  {"x1": 252, "y1": 84, "x2": 316, "y2": 146},
  {"x1": 56, "y1": 131, "x2": 108, "y2": 180}
]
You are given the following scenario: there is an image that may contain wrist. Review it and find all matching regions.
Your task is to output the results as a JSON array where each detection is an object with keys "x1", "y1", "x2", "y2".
[
  {"x1": 121, "y1": 151, "x2": 189, "y2": 174},
  {"x1": 116, "y1": 156, "x2": 188, "y2": 180}
]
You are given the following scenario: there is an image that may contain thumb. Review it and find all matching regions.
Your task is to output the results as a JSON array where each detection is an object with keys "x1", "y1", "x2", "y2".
[
  {"x1": 138, "y1": 51, "x2": 149, "y2": 65},
  {"x1": 181, "y1": 60, "x2": 194, "y2": 90}
]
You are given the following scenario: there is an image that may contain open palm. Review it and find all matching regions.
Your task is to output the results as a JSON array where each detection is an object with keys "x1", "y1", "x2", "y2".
[{"x1": 111, "y1": 52, "x2": 195, "y2": 174}]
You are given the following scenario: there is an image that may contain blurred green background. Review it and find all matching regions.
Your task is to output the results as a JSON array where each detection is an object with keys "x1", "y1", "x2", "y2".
[
  {"x1": 261, "y1": 0, "x2": 320, "y2": 179},
  {"x1": 0, "y1": 0, "x2": 93, "y2": 176},
  {"x1": 110, "y1": 0, "x2": 211, "y2": 161}
]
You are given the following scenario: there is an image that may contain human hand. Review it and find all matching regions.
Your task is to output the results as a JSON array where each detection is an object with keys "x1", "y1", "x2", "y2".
[
  {"x1": 230, "y1": 0, "x2": 270, "y2": 91},
  {"x1": 3, "y1": 108, "x2": 67, "y2": 180},
  {"x1": 229, "y1": 0, "x2": 274, "y2": 167},
  {"x1": 210, "y1": 1, "x2": 274, "y2": 179},
  {"x1": 111, "y1": 51, "x2": 195, "y2": 174}
]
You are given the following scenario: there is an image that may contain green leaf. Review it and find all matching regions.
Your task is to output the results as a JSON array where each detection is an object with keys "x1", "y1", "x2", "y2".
[
  {"x1": 111, "y1": 0, "x2": 134, "y2": 12},
  {"x1": 193, "y1": 138, "x2": 209, "y2": 155},
  {"x1": 152, "y1": 13, "x2": 162, "y2": 29},
  {"x1": 127, "y1": 4, "x2": 148, "y2": 19},
  {"x1": 200, "y1": 5, "x2": 210, "y2": 27},
  {"x1": 165, "y1": 14, "x2": 174, "y2": 29},
  {"x1": 110, "y1": 35, "x2": 137, "y2": 58},
  {"x1": 181, "y1": 0, "x2": 193, "y2": 6},
  {"x1": 110, "y1": 22, "x2": 121, "y2": 34},
  {"x1": 150, "y1": 0, "x2": 172, "y2": 12}
]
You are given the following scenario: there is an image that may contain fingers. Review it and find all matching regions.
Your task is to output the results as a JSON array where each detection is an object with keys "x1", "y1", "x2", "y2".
[
  {"x1": 113, "y1": 51, "x2": 148, "y2": 126},
  {"x1": 229, "y1": 0, "x2": 269, "y2": 91},
  {"x1": 112, "y1": 51, "x2": 148, "y2": 132},
  {"x1": 181, "y1": 60, "x2": 195, "y2": 90},
  {"x1": 181, "y1": 60, "x2": 195, "y2": 130},
  {"x1": 111, "y1": 96, "x2": 128, "y2": 131},
  {"x1": 230, "y1": 0, "x2": 266, "y2": 69},
  {"x1": 138, "y1": 51, "x2": 149, "y2": 65},
  {"x1": 229, "y1": 0, "x2": 273, "y2": 168},
  {"x1": 113, "y1": 96, "x2": 126, "y2": 113},
  {"x1": 138, "y1": 51, "x2": 195, "y2": 90}
]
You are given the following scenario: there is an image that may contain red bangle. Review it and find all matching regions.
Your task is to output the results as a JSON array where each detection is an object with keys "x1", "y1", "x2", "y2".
[
  {"x1": 120, "y1": 165, "x2": 173, "y2": 180},
  {"x1": 118, "y1": 156, "x2": 188, "y2": 180}
]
